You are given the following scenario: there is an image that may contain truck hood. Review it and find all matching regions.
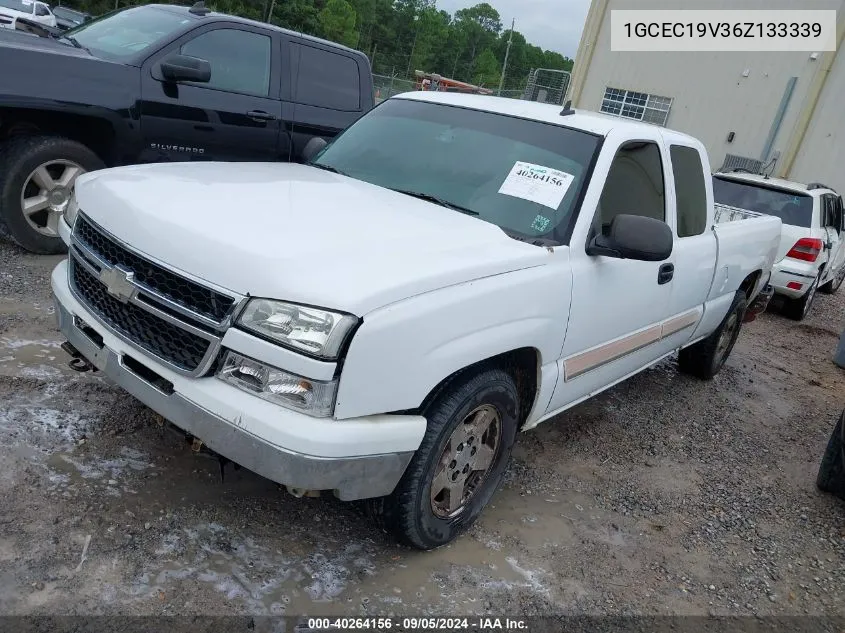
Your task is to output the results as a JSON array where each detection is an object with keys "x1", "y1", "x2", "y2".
[
  {"x1": 0, "y1": 30, "x2": 136, "y2": 106},
  {"x1": 75, "y1": 163, "x2": 550, "y2": 315},
  {"x1": 0, "y1": 26, "x2": 87, "y2": 55}
]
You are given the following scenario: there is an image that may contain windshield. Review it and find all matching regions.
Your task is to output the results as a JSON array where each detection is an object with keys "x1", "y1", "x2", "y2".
[
  {"x1": 0, "y1": 0, "x2": 34, "y2": 14},
  {"x1": 713, "y1": 176, "x2": 813, "y2": 228},
  {"x1": 63, "y1": 6, "x2": 192, "y2": 61},
  {"x1": 312, "y1": 99, "x2": 601, "y2": 244}
]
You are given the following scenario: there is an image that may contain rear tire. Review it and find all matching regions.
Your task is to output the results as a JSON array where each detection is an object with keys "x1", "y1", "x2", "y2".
[
  {"x1": 783, "y1": 273, "x2": 820, "y2": 320},
  {"x1": 678, "y1": 290, "x2": 747, "y2": 380},
  {"x1": 817, "y1": 411, "x2": 845, "y2": 498},
  {"x1": 0, "y1": 135, "x2": 104, "y2": 254},
  {"x1": 370, "y1": 368, "x2": 519, "y2": 550}
]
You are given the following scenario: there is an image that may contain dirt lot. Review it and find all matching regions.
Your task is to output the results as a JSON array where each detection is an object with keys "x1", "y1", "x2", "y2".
[{"x1": 1, "y1": 237, "x2": 844, "y2": 618}]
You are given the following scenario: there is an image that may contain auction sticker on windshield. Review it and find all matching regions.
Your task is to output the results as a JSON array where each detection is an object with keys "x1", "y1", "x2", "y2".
[{"x1": 498, "y1": 162, "x2": 574, "y2": 210}]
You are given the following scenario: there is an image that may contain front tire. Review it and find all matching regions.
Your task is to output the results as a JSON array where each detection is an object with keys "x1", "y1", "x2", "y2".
[
  {"x1": 0, "y1": 136, "x2": 104, "y2": 254},
  {"x1": 817, "y1": 411, "x2": 845, "y2": 498},
  {"x1": 372, "y1": 368, "x2": 519, "y2": 550},
  {"x1": 678, "y1": 290, "x2": 747, "y2": 380}
]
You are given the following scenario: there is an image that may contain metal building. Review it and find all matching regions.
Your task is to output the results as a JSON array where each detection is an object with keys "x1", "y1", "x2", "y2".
[{"x1": 567, "y1": 0, "x2": 845, "y2": 193}]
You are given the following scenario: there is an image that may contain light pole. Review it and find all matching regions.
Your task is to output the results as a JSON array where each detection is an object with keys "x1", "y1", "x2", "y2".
[
  {"x1": 406, "y1": 15, "x2": 420, "y2": 78},
  {"x1": 497, "y1": 18, "x2": 515, "y2": 96}
]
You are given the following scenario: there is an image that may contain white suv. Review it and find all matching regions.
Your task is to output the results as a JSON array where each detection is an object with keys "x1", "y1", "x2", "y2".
[{"x1": 714, "y1": 172, "x2": 845, "y2": 320}]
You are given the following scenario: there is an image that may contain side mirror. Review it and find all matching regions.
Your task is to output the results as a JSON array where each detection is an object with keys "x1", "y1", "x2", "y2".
[
  {"x1": 302, "y1": 137, "x2": 328, "y2": 163},
  {"x1": 587, "y1": 214, "x2": 673, "y2": 262},
  {"x1": 160, "y1": 55, "x2": 211, "y2": 83}
]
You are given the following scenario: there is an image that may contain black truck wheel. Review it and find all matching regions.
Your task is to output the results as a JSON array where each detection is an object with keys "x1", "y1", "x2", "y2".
[
  {"x1": 678, "y1": 290, "x2": 747, "y2": 380},
  {"x1": 370, "y1": 368, "x2": 519, "y2": 549},
  {"x1": 0, "y1": 136, "x2": 104, "y2": 254}
]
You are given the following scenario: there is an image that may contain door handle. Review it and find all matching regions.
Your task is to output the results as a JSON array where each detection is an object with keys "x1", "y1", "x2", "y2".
[
  {"x1": 658, "y1": 263, "x2": 674, "y2": 285},
  {"x1": 246, "y1": 110, "x2": 277, "y2": 122}
]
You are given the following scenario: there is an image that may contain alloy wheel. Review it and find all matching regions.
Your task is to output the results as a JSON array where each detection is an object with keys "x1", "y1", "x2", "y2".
[
  {"x1": 430, "y1": 404, "x2": 502, "y2": 518},
  {"x1": 20, "y1": 159, "x2": 85, "y2": 237}
]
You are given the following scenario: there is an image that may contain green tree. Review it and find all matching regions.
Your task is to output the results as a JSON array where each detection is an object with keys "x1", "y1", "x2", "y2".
[
  {"x1": 319, "y1": 0, "x2": 359, "y2": 47},
  {"x1": 271, "y1": 0, "x2": 320, "y2": 33},
  {"x1": 453, "y1": 3, "x2": 501, "y2": 79},
  {"x1": 67, "y1": 0, "x2": 575, "y2": 87},
  {"x1": 471, "y1": 48, "x2": 499, "y2": 87}
]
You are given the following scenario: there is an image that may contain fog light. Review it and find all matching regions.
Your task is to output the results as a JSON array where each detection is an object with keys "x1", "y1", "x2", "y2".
[{"x1": 217, "y1": 351, "x2": 337, "y2": 417}]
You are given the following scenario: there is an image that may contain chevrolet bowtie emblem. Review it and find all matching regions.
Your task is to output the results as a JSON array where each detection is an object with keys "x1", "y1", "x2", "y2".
[{"x1": 99, "y1": 266, "x2": 136, "y2": 303}]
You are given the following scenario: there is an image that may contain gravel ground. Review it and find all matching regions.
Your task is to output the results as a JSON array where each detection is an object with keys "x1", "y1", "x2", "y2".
[{"x1": 0, "y1": 236, "x2": 844, "y2": 618}]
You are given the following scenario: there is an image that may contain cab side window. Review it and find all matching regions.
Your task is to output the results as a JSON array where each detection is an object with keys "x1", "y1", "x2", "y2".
[
  {"x1": 35, "y1": 3, "x2": 50, "y2": 15},
  {"x1": 595, "y1": 141, "x2": 665, "y2": 233},
  {"x1": 180, "y1": 29, "x2": 272, "y2": 97},
  {"x1": 670, "y1": 144, "x2": 708, "y2": 237}
]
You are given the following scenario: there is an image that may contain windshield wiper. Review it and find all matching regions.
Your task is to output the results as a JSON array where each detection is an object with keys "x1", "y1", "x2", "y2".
[
  {"x1": 309, "y1": 163, "x2": 348, "y2": 177},
  {"x1": 59, "y1": 35, "x2": 90, "y2": 53},
  {"x1": 390, "y1": 189, "x2": 479, "y2": 216}
]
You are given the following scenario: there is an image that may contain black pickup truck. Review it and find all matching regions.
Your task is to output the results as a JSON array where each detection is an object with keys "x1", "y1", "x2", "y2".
[{"x1": 0, "y1": 3, "x2": 375, "y2": 253}]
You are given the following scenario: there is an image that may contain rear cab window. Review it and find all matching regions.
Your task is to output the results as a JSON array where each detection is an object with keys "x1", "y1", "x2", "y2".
[
  {"x1": 713, "y1": 176, "x2": 814, "y2": 228},
  {"x1": 292, "y1": 43, "x2": 361, "y2": 111},
  {"x1": 670, "y1": 145, "x2": 708, "y2": 237}
]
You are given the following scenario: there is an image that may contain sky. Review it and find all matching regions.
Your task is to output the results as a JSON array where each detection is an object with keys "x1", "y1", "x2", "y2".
[{"x1": 435, "y1": 0, "x2": 592, "y2": 58}]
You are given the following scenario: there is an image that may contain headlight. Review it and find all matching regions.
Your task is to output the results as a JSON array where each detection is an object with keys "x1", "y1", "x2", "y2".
[
  {"x1": 218, "y1": 351, "x2": 338, "y2": 417},
  {"x1": 65, "y1": 193, "x2": 79, "y2": 227},
  {"x1": 237, "y1": 299, "x2": 357, "y2": 360}
]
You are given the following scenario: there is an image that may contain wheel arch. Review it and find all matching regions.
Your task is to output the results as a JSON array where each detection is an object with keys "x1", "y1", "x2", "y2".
[
  {"x1": 739, "y1": 270, "x2": 762, "y2": 300},
  {"x1": 0, "y1": 107, "x2": 119, "y2": 165},
  {"x1": 414, "y1": 347, "x2": 541, "y2": 430}
]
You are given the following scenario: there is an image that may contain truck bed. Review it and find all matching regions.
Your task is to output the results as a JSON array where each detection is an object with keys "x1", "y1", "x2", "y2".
[
  {"x1": 714, "y1": 203, "x2": 766, "y2": 224},
  {"x1": 710, "y1": 205, "x2": 782, "y2": 302}
]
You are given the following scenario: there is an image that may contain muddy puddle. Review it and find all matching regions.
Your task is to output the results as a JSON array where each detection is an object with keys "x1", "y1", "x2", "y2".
[
  {"x1": 107, "y1": 480, "x2": 618, "y2": 615},
  {"x1": 0, "y1": 335, "x2": 70, "y2": 380},
  {"x1": 124, "y1": 511, "x2": 560, "y2": 615}
]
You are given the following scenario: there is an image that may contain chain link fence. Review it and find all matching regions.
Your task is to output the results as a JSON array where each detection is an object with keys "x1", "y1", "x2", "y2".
[
  {"x1": 373, "y1": 74, "x2": 417, "y2": 103},
  {"x1": 497, "y1": 89, "x2": 525, "y2": 100},
  {"x1": 372, "y1": 71, "x2": 573, "y2": 105}
]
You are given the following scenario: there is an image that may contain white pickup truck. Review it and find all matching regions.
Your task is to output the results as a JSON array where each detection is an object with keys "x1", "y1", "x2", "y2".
[{"x1": 51, "y1": 92, "x2": 781, "y2": 549}]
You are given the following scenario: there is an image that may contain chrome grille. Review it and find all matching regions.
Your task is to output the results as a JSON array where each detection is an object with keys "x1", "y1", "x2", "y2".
[
  {"x1": 68, "y1": 214, "x2": 242, "y2": 376},
  {"x1": 70, "y1": 258, "x2": 211, "y2": 372},
  {"x1": 75, "y1": 216, "x2": 235, "y2": 323}
]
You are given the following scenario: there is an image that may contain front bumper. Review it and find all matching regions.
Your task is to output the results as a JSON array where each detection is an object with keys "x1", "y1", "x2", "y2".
[
  {"x1": 52, "y1": 259, "x2": 422, "y2": 501},
  {"x1": 771, "y1": 261, "x2": 819, "y2": 299}
]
